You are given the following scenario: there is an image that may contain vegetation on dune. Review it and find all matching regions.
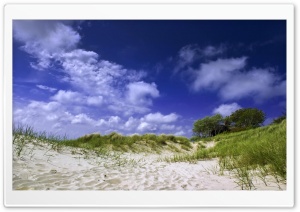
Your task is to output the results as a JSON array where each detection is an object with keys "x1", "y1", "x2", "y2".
[
  {"x1": 166, "y1": 120, "x2": 286, "y2": 189},
  {"x1": 193, "y1": 114, "x2": 225, "y2": 138},
  {"x1": 12, "y1": 124, "x2": 193, "y2": 154},
  {"x1": 13, "y1": 124, "x2": 67, "y2": 156},
  {"x1": 228, "y1": 108, "x2": 266, "y2": 128},
  {"x1": 61, "y1": 132, "x2": 192, "y2": 153},
  {"x1": 13, "y1": 108, "x2": 287, "y2": 190},
  {"x1": 193, "y1": 108, "x2": 266, "y2": 138},
  {"x1": 271, "y1": 113, "x2": 286, "y2": 125}
]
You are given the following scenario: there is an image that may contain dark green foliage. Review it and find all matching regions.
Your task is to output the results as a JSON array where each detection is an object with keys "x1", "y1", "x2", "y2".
[
  {"x1": 193, "y1": 108, "x2": 266, "y2": 139},
  {"x1": 193, "y1": 114, "x2": 226, "y2": 138},
  {"x1": 229, "y1": 108, "x2": 265, "y2": 128},
  {"x1": 272, "y1": 115, "x2": 286, "y2": 125}
]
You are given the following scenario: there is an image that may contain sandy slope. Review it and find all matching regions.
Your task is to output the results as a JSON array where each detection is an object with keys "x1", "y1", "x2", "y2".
[{"x1": 12, "y1": 141, "x2": 285, "y2": 190}]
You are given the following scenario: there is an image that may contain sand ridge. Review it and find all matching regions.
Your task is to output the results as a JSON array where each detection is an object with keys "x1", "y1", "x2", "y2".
[{"x1": 12, "y1": 140, "x2": 285, "y2": 190}]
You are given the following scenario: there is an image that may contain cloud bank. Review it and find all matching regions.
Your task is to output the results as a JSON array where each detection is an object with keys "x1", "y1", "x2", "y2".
[
  {"x1": 187, "y1": 56, "x2": 285, "y2": 102},
  {"x1": 13, "y1": 21, "x2": 187, "y2": 137}
]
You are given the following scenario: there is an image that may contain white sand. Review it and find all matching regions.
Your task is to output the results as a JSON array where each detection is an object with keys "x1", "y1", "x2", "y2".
[{"x1": 12, "y1": 141, "x2": 285, "y2": 190}]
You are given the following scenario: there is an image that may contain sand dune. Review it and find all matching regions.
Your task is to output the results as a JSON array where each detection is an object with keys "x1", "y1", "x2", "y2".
[{"x1": 12, "y1": 140, "x2": 285, "y2": 190}]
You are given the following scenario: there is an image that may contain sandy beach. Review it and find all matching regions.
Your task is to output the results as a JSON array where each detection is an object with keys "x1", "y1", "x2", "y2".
[{"x1": 12, "y1": 139, "x2": 285, "y2": 191}]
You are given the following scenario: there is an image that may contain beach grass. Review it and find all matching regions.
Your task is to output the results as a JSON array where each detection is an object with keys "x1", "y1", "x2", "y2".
[
  {"x1": 60, "y1": 132, "x2": 192, "y2": 153},
  {"x1": 13, "y1": 121, "x2": 286, "y2": 189},
  {"x1": 164, "y1": 120, "x2": 286, "y2": 189},
  {"x1": 13, "y1": 124, "x2": 193, "y2": 155}
]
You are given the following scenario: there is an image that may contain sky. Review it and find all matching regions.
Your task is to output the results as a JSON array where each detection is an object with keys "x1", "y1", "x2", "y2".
[{"x1": 13, "y1": 20, "x2": 286, "y2": 138}]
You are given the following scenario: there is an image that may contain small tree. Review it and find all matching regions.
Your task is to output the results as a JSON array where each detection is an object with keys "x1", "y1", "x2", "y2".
[
  {"x1": 193, "y1": 114, "x2": 224, "y2": 138},
  {"x1": 193, "y1": 116, "x2": 211, "y2": 137},
  {"x1": 229, "y1": 108, "x2": 265, "y2": 128}
]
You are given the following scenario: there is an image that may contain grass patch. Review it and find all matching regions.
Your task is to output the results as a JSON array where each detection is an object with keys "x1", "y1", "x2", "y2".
[
  {"x1": 164, "y1": 120, "x2": 286, "y2": 189},
  {"x1": 13, "y1": 124, "x2": 193, "y2": 155},
  {"x1": 212, "y1": 120, "x2": 286, "y2": 180},
  {"x1": 13, "y1": 124, "x2": 66, "y2": 157},
  {"x1": 61, "y1": 132, "x2": 192, "y2": 153}
]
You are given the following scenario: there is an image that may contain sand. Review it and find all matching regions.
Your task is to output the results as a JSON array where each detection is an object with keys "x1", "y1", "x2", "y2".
[{"x1": 12, "y1": 140, "x2": 286, "y2": 191}]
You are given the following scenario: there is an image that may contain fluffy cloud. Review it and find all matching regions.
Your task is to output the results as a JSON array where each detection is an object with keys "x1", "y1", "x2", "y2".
[
  {"x1": 192, "y1": 57, "x2": 247, "y2": 91},
  {"x1": 13, "y1": 100, "x2": 123, "y2": 138},
  {"x1": 142, "y1": 112, "x2": 179, "y2": 123},
  {"x1": 219, "y1": 68, "x2": 286, "y2": 101},
  {"x1": 51, "y1": 90, "x2": 83, "y2": 104},
  {"x1": 14, "y1": 21, "x2": 80, "y2": 70},
  {"x1": 108, "y1": 116, "x2": 121, "y2": 125},
  {"x1": 50, "y1": 90, "x2": 104, "y2": 107},
  {"x1": 14, "y1": 97, "x2": 187, "y2": 137},
  {"x1": 137, "y1": 122, "x2": 157, "y2": 132},
  {"x1": 14, "y1": 21, "x2": 160, "y2": 117},
  {"x1": 124, "y1": 117, "x2": 140, "y2": 130},
  {"x1": 86, "y1": 96, "x2": 103, "y2": 106},
  {"x1": 134, "y1": 112, "x2": 180, "y2": 133},
  {"x1": 191, "y1": 57, "x2": 286, "y2": 102},
  {"x1": 176, "y1": 44, "x2": 226, "y2": 72},
  {"x1": 71, "y1": 113, "x2": 95, "y2": 125},
  {"x1": 213, "y1": 103, "x2": 242, "y2": 117},
  {"x1": 175, "y1": 44, "x2": 286, "y2": 103},
  {"x1": 60, "y1": 52, "x2": 155, "y2": 113},
  {"x1": 14, "y1": 101, "x2": 66, "y2": 132},
  {"x1": 126, "y1": 81, "x2": 160, "y2": 106}
]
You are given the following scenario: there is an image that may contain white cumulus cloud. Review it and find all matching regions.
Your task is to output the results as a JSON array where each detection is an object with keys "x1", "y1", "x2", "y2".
[
  {"x1": 86, "y1": 96, "x2": 103, "y2": 106},
  {"x1": 175, "y1": 44, "x2": 227, "y2": 72},
  {"x1": 142, "y1": 112, "x2": 179, "y2": 123},
  {"x1": 213, "y1": 103, "x2": 242, "y2": 117},
  {"x1": 71, "y1": 113, "x2": 95, "y2": 125},
  {"x1": 192, "y1": 57, "x2": 247, "y2": 91},
  {"x1": 14, "y1": 21, "x2": 160, "y2": 117},
  {"x1": 219, "y1": 68, "x2": 286, "y2": 101},
  {"x1": 126, "y1": 81, "x2": 160, "y2": 106},
  {"x1": 51, "y1": 90, "x2": 83, "y2": 104},
  {"x1": 191, "y1": 57, "x2": 285, "y2": 102},
  {"x1": 13, "y1": 21, "x2": 196, "y2": 138},
  {"x1": 14, "y1": 20, "x2": 80, "y2": 70},
  {"x1": 137, "y1": 122, "x2": 157, "y2": 132},
  {"x1": 124, "y1": 117, "x2": 140, "y2": 130}
]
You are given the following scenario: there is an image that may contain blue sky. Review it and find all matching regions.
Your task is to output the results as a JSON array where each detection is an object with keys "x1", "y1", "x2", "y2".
[{"x1": 13, "y1": 20, "x2": 286, "y2": 138}]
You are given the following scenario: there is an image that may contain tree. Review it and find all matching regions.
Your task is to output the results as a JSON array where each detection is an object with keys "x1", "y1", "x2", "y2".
[
  {"x1": 193, "y1": 114, "x2": 226, "y2": 138},
  {"x1": 193, "y1": 116, "x2": 210, "y2": 138},
  {"x1": 229, "y1": 108, "x2": 265, "y2": 128}
]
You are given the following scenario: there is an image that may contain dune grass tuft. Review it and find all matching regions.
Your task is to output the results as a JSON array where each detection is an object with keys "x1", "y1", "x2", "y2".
[
  {"x1": 13, "y1": 124, "x2": 193, "y2": 154},
  {"x1": 164, "y1": 120, "x2": 286, "y2": 189},
  {"x1": 61, "y1": 132, "x2": 193, "y2": 153}
]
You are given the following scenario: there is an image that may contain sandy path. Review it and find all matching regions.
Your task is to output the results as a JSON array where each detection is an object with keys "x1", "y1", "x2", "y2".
[{"x1": 12, "y1": 141, "x2": 285, "y2": 190}]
